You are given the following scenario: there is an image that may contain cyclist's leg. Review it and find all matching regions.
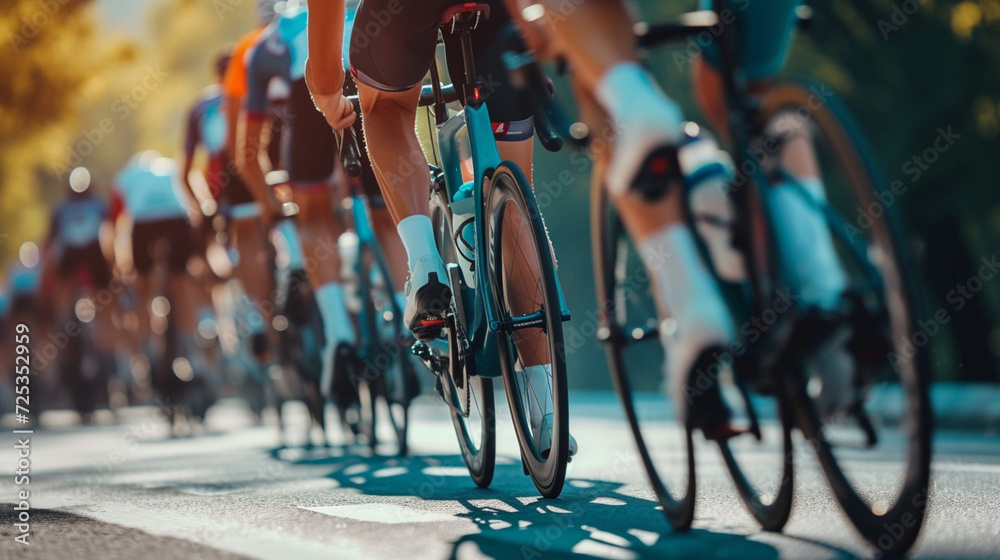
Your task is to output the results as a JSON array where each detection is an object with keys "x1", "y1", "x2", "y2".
[
  {"x1": 507, "y1": 2, "x2": 735, "y2": 429},
  {"x1": 290, "y1": 182, "x2": 359, "y2": 399},
  {"x1": 351, "y1": 0, "x2": 457, "y2": 337},
  {"x1": 693, "y1": 0, "x2": 852, "y2": 414},
  {"x1": 514, "y1": 0, "x2": 685, "y2": 195},
  {"x1": 569, "y1": 75, "x2": 734, "y2": 430},
  {"x1": 369, "y1": 201, "x2": 409, "y2": 317},
  {"x1": 693, "y1": 0, "x2": 847, "y2": 309},
  {"x1": 229, "y1": 213, "x2": 277, "y2": 361}
]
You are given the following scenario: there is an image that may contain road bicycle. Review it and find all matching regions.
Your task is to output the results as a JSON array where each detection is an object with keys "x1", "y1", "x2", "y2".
[
  {"x1": 333, "y1": 136, "x2": 422, "y2": 455},
  {"x1": 514, "y1": 3, "x2": 932, "y2": 555},
  {"x1": 394, "y1": 4, "x2": 574, "y2": 498}
]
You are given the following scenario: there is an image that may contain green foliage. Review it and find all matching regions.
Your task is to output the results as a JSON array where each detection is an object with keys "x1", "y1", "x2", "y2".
[{"x1": 0, "y1": 0, "x2": 101, "y2": 265}]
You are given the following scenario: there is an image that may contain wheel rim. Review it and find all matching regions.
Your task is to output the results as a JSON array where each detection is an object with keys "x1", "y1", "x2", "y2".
[{"x1": 486, "y1": 166, "x2": 568, "y2": 498}]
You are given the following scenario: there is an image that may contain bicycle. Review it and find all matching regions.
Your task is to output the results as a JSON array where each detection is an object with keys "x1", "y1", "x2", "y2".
[
  {"x1": 513, "y1": 3, "x2": 932, "y2": 554},
  {"x1": 334, "y1": 145, "x2": 422, "y2": 455},
  {"x1": 271, "y1": 212, "x2": 331, "y2": 448},
  {"x1": 394, "y1": 4, "x2": 574, "y2": 498}
]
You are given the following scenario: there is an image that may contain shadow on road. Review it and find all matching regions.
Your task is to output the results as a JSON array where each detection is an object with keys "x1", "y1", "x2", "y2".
[{"x1": 269, "y1": 449, "x2": 848, "y2": 560}]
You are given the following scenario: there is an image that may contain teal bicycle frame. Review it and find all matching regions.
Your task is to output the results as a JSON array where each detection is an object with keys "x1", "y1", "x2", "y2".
[{"x1": 428, "y1": 90, "x2": 572, "y2": 379}]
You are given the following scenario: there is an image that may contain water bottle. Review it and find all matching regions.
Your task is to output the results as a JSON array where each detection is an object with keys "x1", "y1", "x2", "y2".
[
  {"x1": 451, "y1": 181, "x2": 477, "y2": 288},
  {"x1": 679, "y1": 132, "x2": 747, "y2": 283},
  {"x1": 338, "y1": 231, "x2": 363, "y2": 314}
]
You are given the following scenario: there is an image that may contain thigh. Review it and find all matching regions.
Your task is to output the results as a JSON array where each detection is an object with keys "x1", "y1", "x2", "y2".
[{"x1": 350, "y1": 0, "x2": 456, "y2": 91}]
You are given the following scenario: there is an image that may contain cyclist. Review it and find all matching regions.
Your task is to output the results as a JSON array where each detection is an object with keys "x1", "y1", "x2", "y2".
[
  {"x1": 238, "y1": 1, "x2": 412, "y2": 405},
  {"x1": 221, "y1": 0, "x2": 283, "y2": 363},
  {"x1": 502, "y1": 0, "x2": 852, "y2": 430},
  {"x1": 109, "y1": 152, "x2": 206, "y2": 378},
  {"x1": 45, "y1": 167, "x2": 115, "y2": 359},
  {"x1": 306, "y1": 0, "x2": 578, "y2": 456},
  {"x1": 183, "y1": 51, "x2": 233, "y2": 213}
]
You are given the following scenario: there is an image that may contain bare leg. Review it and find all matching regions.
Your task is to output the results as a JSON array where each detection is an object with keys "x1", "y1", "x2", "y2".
[
  {"x1": 371, "y1": 206, "x2": 408, "y2": 290},
  {"x1": 293, "y1": 188, "x2": 344, "y2": 286},
  {"x1": 229, "y1": 216, "x2": 276, "y2": 358},
  {"x1": 357, "y1": 82, "x2": 430, "y2": 222}
]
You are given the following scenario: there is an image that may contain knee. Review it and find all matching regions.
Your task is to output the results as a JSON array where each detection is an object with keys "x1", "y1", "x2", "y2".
[{"x1": 358, "y1": 84, "x2": 418, "y2": 125}]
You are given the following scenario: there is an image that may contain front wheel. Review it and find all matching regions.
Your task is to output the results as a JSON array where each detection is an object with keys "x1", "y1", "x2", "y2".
[{"x1": 485, "y1": 163, "x2": 570, "y2": 499}]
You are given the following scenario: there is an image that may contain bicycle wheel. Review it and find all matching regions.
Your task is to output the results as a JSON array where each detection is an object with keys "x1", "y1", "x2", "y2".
[
  {"x1": 592, "y1": 187, "x2": 696, "y2": 529},
  {"x1": 485, "y1": 163, "x2": 569, "y2": 499},
  {"x1": 430, "y1": 183, "x2": 496, "y2": 487},
  {"x1": 759, "y1": 82, "x2": 932, "y2": 555}
]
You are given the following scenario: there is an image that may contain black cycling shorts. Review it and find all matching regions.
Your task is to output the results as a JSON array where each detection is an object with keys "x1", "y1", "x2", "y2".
[
  {"x1": 58, "y1": 241, "x2": 112, "y2": 288},
  {"x1": 132, "y1": 218, "x2": 195, "y2": 275},
  {"x1": 219, "y1": 153, "x2": 257, "y2": 206},
  {"x1": 350, "y1": 0, "x2": 532, "y2": 127}
]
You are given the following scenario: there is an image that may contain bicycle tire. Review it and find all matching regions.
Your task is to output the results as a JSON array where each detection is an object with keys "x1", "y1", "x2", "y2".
[
  {"x1": 485, "y1": 162, "x2": 569, "y2": 499},
  {"x1": 760, "y1": 82, "x2": 932, "y2": 556},
  {"x1": 592, "y1": 186, "x2": 697, "y2": 529}
]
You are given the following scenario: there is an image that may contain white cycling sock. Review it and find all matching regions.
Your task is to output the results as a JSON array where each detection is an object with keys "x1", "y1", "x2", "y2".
[
  {"x1": 315, "y1": 283, "x2": 355, "y2": 347},
  {"x1": 638, "y1": 224, "x2": 735, "y2": 353},
  {"x1": 517, "y1": 363, "x2": 554, "y2": 431},
  {"x1": 771, "y1": 177, "x2": 847, "y2": 309},
  {"x1": 396, "y1": 215, "x2": 440, "y2": 273},
  {"x1": 595, "y1": 62, "x2": 684, "y2": 141}
]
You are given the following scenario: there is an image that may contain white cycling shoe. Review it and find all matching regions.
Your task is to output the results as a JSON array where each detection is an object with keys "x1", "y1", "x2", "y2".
[
  {"x1": 534, "y1": 413, "x2": 578, "y2": 459},
  {"x1": 403, "y1": 255, "x2": 452, "y2": 341}
]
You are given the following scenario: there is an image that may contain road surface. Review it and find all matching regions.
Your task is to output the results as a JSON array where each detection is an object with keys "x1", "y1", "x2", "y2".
[{"x1": 2, "y1": 393, "x2": 998, "y2": 559}]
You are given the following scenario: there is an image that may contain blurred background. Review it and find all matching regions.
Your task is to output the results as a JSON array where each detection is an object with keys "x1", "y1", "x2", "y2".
[{"x1": 1, "y1": 0, "x2": 998, "y2": 389}]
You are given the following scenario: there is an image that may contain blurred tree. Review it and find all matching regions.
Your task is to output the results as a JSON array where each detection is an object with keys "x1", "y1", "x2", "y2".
[
  {"x1": 784, "y1": 0, "x2": 1000, "y2": 381},
  {"x1": 0, "y1": 0, "x2": 103, "y2": 266}
]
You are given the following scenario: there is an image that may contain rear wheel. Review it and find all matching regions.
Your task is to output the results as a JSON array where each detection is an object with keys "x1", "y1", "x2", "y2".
[
  {"x1": 759, "y1": 83, "x2": 932, "y2": 556},
  {"x1": 430, "y1": 183, "x2": 496, "y2": 487},
  {"x1": 592, "y1": 187, "x2": 696, "y2": 529},
  {"x1": 486, "y1": 163, "x2": 569, "y2": 499}
]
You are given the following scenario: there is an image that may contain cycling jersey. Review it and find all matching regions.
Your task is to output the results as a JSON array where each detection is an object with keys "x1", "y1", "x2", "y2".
[
  {"x1": 6, "y1": 263, "x2": 40, "y2": 298},
  {"x1": 185, "y1": 85, "x2": 256, "y2": 205},
  {"x1": 349, "y1": 0, "x2": 532, "y2": 139},
  {"x1": 224, "y1": 27, "x2": 268, "y2": 101},
  {"x1": 245, "y1": 7, "x2": 339, "y2": 185},
  {"x1": 111, "y1": 156, "x2": 190, "y2": 224},
  {"x1": 51, "y1": 195, "x2": 105, "y2": 249},
  {"x1": 699, "y1": 0, "x2": 801, "y2": 81}
]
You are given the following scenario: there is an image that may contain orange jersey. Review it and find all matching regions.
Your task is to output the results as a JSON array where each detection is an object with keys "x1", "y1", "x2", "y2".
[{"x1": 223, "y1": 27, "x2": 267, "y2": 100}]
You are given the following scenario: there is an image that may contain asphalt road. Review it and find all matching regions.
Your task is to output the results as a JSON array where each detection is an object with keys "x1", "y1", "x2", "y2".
[{"x1": 1, "y1": 393, "x2": 998, "y2": 560}]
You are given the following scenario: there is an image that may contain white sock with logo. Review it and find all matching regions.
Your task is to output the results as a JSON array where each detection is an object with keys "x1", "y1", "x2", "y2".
[
  {"x1": 396, "y1": 215, "x2": 440, "y2": 273},
  {"x1": 771, "y1": 177, "x2": 847, "y2": 309}
]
